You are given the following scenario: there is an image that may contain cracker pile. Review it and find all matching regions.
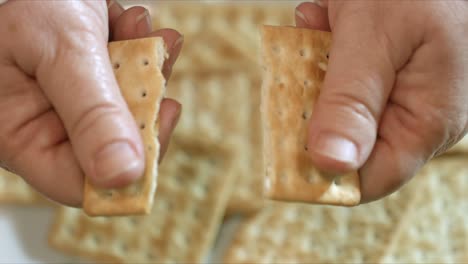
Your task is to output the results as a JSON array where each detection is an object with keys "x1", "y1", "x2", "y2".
[{"x1": 1, "y1": 2, "x2": 468, "y2": 263}]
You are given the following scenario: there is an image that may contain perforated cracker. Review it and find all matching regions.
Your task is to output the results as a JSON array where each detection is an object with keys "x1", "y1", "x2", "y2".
[
  {"x1": 380, "y1": 157, "x2": 468, "y2": 263},
  {"x1": 0, "y1": 168, "x2": 46, "y2": 204},
  {"x1": 223, "y1": 178, "x2": 420, "y2": 264},
  {"x1": 83, "y1": 37, "x2": 167, "y2": 216},
  {"x1": 50, "y1": 137, "x2": 235, "y2": 263},
  {"x1": 261, "y1": 26, "x2": 360, "y2": 205},
  {"x1": 152, "y1": 3, "x2": 297, "y2": 214}
]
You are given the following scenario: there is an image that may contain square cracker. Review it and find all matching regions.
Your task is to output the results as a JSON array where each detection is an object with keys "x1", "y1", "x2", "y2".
[
  {"x1": 261, "y1": 26, "x2": 360, "y2": 206},
  {"x1": 83, "y1": 37, "x2": 167, "y2": 216},
  {"x1": 50, "y1": 137, "x2": 235, "y2": 263},
  {"x1": 223, "y1": 181, "x2": 419, "y2": 264}
]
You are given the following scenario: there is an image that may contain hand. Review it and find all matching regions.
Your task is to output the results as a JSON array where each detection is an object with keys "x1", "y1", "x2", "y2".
[
  {"x1": 0, "y1": 0, "x2": 183, "y2": 206},
  {"x1": 296, "y1": 1, "x2": 468, "y2": 202}
]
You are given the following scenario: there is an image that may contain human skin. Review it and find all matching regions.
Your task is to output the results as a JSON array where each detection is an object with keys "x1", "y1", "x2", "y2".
[
  {"x1": 296, "y1": 1, "x2": 468, "y2": 203},
  {"x1": 0, "y1": 0, "x2": 183, "y2": 206}
]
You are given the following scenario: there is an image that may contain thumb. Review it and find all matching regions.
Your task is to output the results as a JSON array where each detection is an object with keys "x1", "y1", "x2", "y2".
[
  {"x1": 37, "y1": 31, "x2": 145, "y2": 188},
  {"x1": 306, "y1": 13, "x2": 396, "y2": 173}
]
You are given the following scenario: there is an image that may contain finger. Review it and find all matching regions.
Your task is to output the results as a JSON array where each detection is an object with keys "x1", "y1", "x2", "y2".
[
  {"x1": 112, "y1": 6, "x2": 152, "y2": 41},
  {"x1": 147, "y1": 29, "x2": 184, "y2": 81},
  {"x1": 157, "y1": 98, "x2": 181, "y2": 161},
  {"x1": 0, "y1": 65, "x2": 83, "y2": 206},
  {"x1": 359, "y1": 37, "x2": 459, "y2": 202},
  {"x1": 111, "y1": 8, "x2": 184, "y2": 80},
  {"x1": 295, "y1": 1, "x2": 330, "y2": 31},
  {"x1": 107, "y1": 0, "x2": 124, "y2": 35},
  {"x1": 37, "y1": 32, "x2": 145, "y2": 189},
  {"x1": 306, "y1": 13, "x2": 396, "y2": 174}
]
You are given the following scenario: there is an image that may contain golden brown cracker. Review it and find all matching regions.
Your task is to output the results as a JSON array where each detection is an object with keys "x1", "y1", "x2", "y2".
[
  {"x1": 50, "y1": 137, "x2": 235, "y2": 263},
  {"x1": 260, "y1": 25, "x2": 360, "y2": 206},
  {"x1": 83, "y1": 37, "x2": 167, "y2": 216}
]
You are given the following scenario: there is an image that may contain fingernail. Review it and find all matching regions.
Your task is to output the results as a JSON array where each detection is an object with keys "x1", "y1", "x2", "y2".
[
  {"x1": 314, "y1": 133, "x2": 358, "y2": 165},
  {"x1": 171, "y1": 103, "x2": 182, "y2": 130},
  {"x1": 295, "y1": 9, "x2": 307, "y2": 24},
  {"x1": 311, "y1": 0, "x2": 326, "y2": 7},
  {"x1": 171, "y1": 35, "x2": 184, "y2": 53},
  {"x1": 136, "y1": 10, "x2": 152, "y2": 34},
  {"x1": 107, "y1": 0, "x2": 115, "y2": 9},
  {"x1": 94, "y1": 142, "x2": 143, "y2": 183}
]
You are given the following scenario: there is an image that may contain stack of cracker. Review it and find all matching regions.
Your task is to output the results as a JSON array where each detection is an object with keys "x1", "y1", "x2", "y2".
[{"x1": 1, "y1": 2, "x2": 468, "y2": 263}]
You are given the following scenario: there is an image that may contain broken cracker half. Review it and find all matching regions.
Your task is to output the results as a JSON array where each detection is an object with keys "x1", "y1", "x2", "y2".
[
  {"x1": 260, "y1": 25, "x2": 360, "y2": 206},
  {"x1": 83, "y1": 37, "x2": 167, "y2": 216}
]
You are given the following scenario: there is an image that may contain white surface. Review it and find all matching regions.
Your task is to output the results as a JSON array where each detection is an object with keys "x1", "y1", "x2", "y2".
[
  {"x1": 0, "y1": 205, "x2": 241, "y2": 263},
  {"x1": 0, "y1": 206, "x2": 79, "y2": 264}
]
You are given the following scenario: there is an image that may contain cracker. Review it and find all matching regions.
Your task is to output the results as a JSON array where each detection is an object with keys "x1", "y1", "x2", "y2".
[
  {"x1": 223, "y1": 179, "x2": 419, "y2": 264},
  {"x1": 153, "y1": 3, "x2": 297, "y2": 214},
  {"x1": 260, "y1": 25, "x2": 360, "y2": 206},
  {"x1": 379, "y1": 157, "x2": 468, "y2": 263},
  {"x1": 167, "y1": 71, "x2": 265, "y2": 214},
  {"x1": 0, "y1": 168, "x2": 46, "y2": 205},
  {"x1": 83, "y1": 37, "x2": 167, "y2": 216},
  {"x1": 50, "y1": 137, "x2": 235, "y2": 263}
]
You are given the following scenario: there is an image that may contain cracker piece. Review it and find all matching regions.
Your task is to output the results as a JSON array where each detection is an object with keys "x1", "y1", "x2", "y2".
[
  {"x1": 379, "y1": 157, "x2": 468, "y2": 263},
  {"x1": 50, "y1": 137, "x2": 235, "y2": 263},
  {"x1": 260, "y1": 25, "x2": 360, "y2": 206},
  {"x1": 151, "y1": 2, "x2": 296, "y2": 213},
  {"x1": 223, "y1": 179, "x2": 419, "y2": 264},
  {"x1": 0, "y1": 168, "x2": 46, "y2": 205},
  {"x1": 83, "y1": 37, "x2": 167, "y2": 216}
]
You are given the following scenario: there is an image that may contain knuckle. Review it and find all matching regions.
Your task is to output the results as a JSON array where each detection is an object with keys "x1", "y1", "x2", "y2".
[
  {"x1": 69, "y1": 102, "x2": 122, "y2": 140},
  {"x1": 324, "y1": 88, "x2": 379, "y2": 130}
]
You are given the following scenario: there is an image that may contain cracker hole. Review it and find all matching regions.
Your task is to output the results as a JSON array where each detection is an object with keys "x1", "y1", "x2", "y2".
[
  {"x1": 92, "y1": 234, "x2": 101, "y2": 245},
  {"x1": 104, "y1": 190, "x2": 113, "y2": 197},
  {"x1": 279, "y1": 173, "x2": 287, "y2": 182},
  {"x1": 192, "y1": 208, "x2": 201, "y2": 219},
  {"x1": 334, "y1": 177, "x2": 342, "y2": 185},
  {"x1": 119, "y1": 242, "x2": 129, "y2": 253},
  {"x1": 326, "y1": 53, "x2": 329, "y2": 59},
  {"x1": 304, "y1": 80, "x2": 310, "y2": 87},
  {"x1": 299, "y1": 49, "x2": 305, "y2": 57},
  {"x1": 141, "y1": 90, "x2": 147, "y2": 97},
  {"x1": 128, "y1": 218, "x2": 138, "y2": 227},
  {"x1": 142, "y1": 58, "x2": 149, "y2": 66},
  {"x1": 304, "y1": 145, "x2": 308, "y2": 151},
  {"x1": 302, "y1": 112, "x2": 308, "y2": 120},
  {"x1": 140, "y1": 123, "x2": 146, "y2": 130},
  {"x1": 146, "y1": 252, "x2": 155, "y2": 261},
  {"x1": 272, "y1": 45, "x2": 280, "y2": 53},
  {"x1": 113, "y1": 62, "x2": 120, "y2": 70}
]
